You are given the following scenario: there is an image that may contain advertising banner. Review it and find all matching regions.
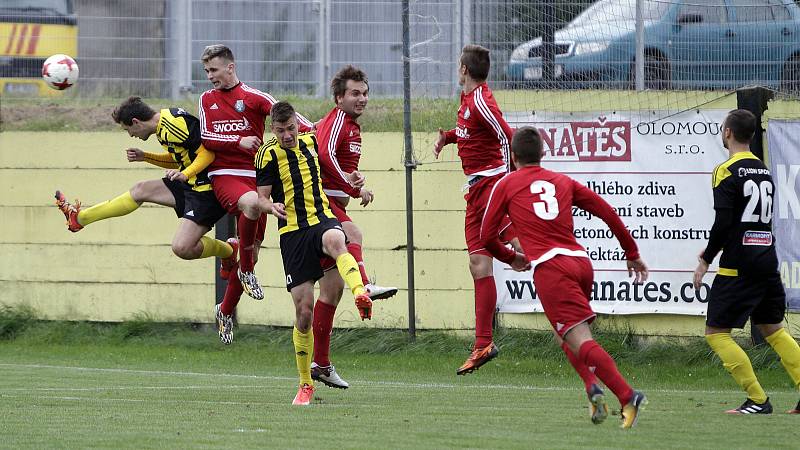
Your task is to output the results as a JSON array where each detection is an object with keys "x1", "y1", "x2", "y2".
[
  {"x1": 766, "y1": 121, "x2": 800, "y2": 311},
  {"x1": 496, "y1": 110, "x2": 730, "y2": 315}
]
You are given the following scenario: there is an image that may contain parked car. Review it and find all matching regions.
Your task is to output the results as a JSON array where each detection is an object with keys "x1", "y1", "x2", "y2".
[{"x1": 506, "y1": 0, "x2": 800, "y2": 91}]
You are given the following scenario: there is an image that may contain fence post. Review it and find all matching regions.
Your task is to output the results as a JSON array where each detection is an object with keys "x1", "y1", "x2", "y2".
[
  {"x1": 168, "y1": 0, "x2": 192, "y2": 100},
  {"x1": 635, "y1": 0, "x2": 645, "y2": 90},
  {"x1": 736, "y1": 86, "x2": 774, "y2": 345},
  {"x1": 402, "y1": 0, "x2": 417, "y2": 341}
]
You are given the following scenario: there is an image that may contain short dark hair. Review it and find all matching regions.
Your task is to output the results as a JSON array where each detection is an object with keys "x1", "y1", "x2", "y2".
[
  {"x1": 331, "y1": 65, "x2": 368, "y2": 102},
  {"x1": 511, "y1": 127, "x2": 544, "y2": 164},
  {"x1": 111, "y1": 96, "x2": 156, "y2": 126},
  {"x1": 724, "y1": 109, "x2": 757, "y2": 144},
  {"x1": 460, "y1": 45, "x2": 491, "y2": 81},
  {"x1": 270, "y1": 101, "x2": 295, "y2": 124},
  {"x1": 201, "y1": 44, "x2": 235, "y2": 63}
]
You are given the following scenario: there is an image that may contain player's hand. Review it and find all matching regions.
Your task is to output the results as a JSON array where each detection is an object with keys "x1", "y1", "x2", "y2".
[
  {"x1": 239, "y1": 136, "x2": 262, "y2": 151},
  {"x1": 433, "y1": 128, "x2": 446, "y2": 159},
  {"x1": 510, "y1": 252, "x2": 531, "y2": 272},
  {"x1": 349, "y1": 171, "x2": 366, "y2": 189},
  {"x1": 359, "y1": 187, "x2": 374, "y2": 207},
  {"x1": 627, "y1": 258, "x2": 649, "y2": 284},
  {"x1": 693, "y1": 253, "x2": 709, "y2": 290},
  {"x1": 269, "y1": 202, "x2": 287, "y2": 220},
  {"x1": 126, "y1": 148, "x2": 145, "y2": 162},
  {"x1": 165, "y1": 169, "x2": 188, "y2": 182}
]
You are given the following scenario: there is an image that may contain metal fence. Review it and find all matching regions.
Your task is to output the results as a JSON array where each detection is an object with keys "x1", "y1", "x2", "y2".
[{"x1": 5, "y1": 0, "x2": 800, "y2": 98}]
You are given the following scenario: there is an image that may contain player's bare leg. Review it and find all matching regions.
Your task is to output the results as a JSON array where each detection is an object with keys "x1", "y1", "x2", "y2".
[
  {"x1": 457, "y1": 253, "x2": 499, "y2": 375},
  {"x1": 236, "y1": 191, "x2": 264, "y2": 300},
  {"x1": 311, "y1": 269, "x2": 349, "y2": 389}
]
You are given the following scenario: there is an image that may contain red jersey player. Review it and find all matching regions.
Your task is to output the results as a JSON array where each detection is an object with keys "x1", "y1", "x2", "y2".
[
  {"x1": 481, "y1": 127, "x2": 649, "y2": 428},
  {"x1": 432, "y1": 45, "x2": 515, "y2": 375},
  {"x1": 311, "y1": 65, "x2": 398, "y2": 389},
  {"x1": 199, "y1": 44, "x2": 313, "y2": 344}
]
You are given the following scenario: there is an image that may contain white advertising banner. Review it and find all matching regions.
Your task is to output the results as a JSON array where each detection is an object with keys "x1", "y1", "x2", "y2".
[
  {"x1": 766, "y1": 121, "x2": 800, "y2": 311},
  {"x1": 497, "y1": 109, "x2": 730, "y2": 315}
]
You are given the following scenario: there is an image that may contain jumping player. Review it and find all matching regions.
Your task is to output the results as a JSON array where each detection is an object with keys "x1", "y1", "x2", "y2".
[{"x1": 433, "y1": 45, "x2": 514, "y2": 375}]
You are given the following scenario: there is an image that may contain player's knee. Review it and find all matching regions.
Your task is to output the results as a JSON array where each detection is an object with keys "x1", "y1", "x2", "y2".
[
  {"x1": 171, "y1": 240, "x2": 199, "y2": 260},
  {"x1": 469, "y1": 256, "x2": 492, "y2": 279},
  {"x1": 342, "y1": 223, "x2": 362, "y2": 243},
  {"x1": 129, "y1": 181, "x2": 149, "y2": 203},
  {"x1": 295, "y1": 305, "x2": 313, "y2": 331},
  {"x1": 238, "y1": 193, "x2": 260, "y2": 219}
]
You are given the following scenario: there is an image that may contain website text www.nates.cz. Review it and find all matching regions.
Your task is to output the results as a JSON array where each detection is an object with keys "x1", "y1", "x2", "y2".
[{"x1": 505, "y1": 280, "x2": 710, "y2": 303}]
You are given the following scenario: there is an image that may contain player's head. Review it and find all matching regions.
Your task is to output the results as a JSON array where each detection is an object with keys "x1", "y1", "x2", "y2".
[
  {"x1": 112, "y1": 96, "x2": 158, "y2": 140},
  {"x1": 721, "y1": 109, "x2": 756, "y2": 149},
  {"x1": 201, "y1": 44, "x2": 237, "y2": 90},
  {"x1": 511, "y1": 126, "x2": 544, "y2": 167},
  {"x1": 331, "y1": 65, "x2": 369, "y2": 118},
  {"x1": 271, "y1": 101, "x2": 298, "y2": 149},
  {"x1": 459, "y1": 45, "x2": 490, "y2": 85}
]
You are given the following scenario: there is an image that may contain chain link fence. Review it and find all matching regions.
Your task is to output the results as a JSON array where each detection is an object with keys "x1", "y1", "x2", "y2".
[{"x1": 3, "y1": 0, "x2": 800, "y2": 99}]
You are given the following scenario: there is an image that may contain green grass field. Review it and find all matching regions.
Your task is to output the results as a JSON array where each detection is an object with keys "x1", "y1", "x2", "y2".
[{"x1": 1, "y1": 308, "x2": 799, "y2": 449}]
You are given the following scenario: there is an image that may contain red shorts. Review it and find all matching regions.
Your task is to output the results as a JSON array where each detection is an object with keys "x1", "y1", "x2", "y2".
[
  {"x1": 464, "y1": 173, "x2": 509, "y2": 256},
  {"x1": 211, "y1": 175, "x2": 256, "y2": 215},
  {"x1": 328, "y1": 196, "x2": 352, "y2": 223},
  {"x1": 533, "y1": 255, "x2": 596, "y2": 338},
  {"x1": 211, "y1": 175, "x2": 267, "y2": 242}
]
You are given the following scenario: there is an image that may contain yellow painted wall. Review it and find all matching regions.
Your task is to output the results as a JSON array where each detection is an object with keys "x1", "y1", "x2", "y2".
[{"x1": 2, "y1": 90, "x2": 798, "y2": 336}]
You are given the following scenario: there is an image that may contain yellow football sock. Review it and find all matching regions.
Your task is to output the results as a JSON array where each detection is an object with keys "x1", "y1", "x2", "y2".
[
  {"x1": 199, "y1": 236, "x2": 233, "y2": 259},
  {"x1": 77, "y1": 191, "x2": 140, "y2": 226},
  {"x1": 293, "y1": 326, "x2": 314, "y2": 386},
  {"x1": 706, "y1": 332, "x2": 768, "y2": 403},
  {"x1": 765, "y1": 327, "x2": 800, "y2": 390},
  {"x1": 336, "y1": 253, "x2": 366, "y2": 296}
]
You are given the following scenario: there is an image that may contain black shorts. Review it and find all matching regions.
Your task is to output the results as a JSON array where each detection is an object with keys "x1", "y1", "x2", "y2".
[
  {"x1": 279, "y1": 218, "x2": 344, "y2": 291},
  {"x1": 706, "y1": 272, "x2": 786, "y2": 329},
  {"x1": 162, "y1": 178, "x2": 227, "y2": 228}
]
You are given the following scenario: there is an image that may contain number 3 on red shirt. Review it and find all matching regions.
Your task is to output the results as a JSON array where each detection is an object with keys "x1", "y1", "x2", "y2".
[{"x1": 531, "y1": 180, "x2": 559, "y2": 220}]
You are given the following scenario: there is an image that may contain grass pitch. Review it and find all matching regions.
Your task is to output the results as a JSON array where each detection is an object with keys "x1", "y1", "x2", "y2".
[{"x1": 1, "y1": 312, "x2": 799, "y2": 449}]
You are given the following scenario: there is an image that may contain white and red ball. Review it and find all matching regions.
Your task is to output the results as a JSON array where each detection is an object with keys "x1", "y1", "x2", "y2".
[{"x1": 42, "y1": 54, "x2": 79, "y2": 90}]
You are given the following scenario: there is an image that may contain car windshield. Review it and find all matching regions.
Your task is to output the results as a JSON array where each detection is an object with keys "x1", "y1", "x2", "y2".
[{"x1": 568, "y1": 0, "x2": 671, "y2": 27}]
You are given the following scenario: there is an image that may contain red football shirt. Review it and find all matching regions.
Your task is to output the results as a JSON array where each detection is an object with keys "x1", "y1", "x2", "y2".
[
  {"x1": 480, "y1": 165, "x2": 639, "y2": 267},
  {"x1": 198, "y1": 82, "x2": 312, "y2": 177},
  {"x1": 444, "y1": 82, "x2": 514, "y2": 177},
  {"x1": 317, "y1": 106, "x2": 362, "y2": 198}
]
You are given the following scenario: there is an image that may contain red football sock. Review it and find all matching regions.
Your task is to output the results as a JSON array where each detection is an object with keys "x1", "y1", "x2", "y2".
[
  {"x1": 238, "y1": 214, "x2": 258, "y2": 272},
  {"x1": 219, "y1": 262, "x2": 244, "y2": 316},
  {"x1": 578, "y1": 340, "x2": 633, "y2": 406},
  {"x1": 313, "y1": 300, "x2": 337, "y2": 367},
  {"x1": 561, "y1": 341, "x2": 599, "y2": 392},
  {"x1": 347, "y1": 242, "x2": 370, "y2": 286},
  {"x1": 474, "y1": 276, "x2": 497, "y2": 348}
]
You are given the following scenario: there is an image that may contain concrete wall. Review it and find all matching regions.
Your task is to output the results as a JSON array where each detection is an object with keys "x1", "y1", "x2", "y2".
[{"x1": 3, "y1": 90, "x2": 800, "y2": 336}]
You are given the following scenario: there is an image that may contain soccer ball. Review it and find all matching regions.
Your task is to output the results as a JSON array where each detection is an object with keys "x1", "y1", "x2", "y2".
[{"x1": 42, "y1": 54, "x2": 79, "y2": 90}]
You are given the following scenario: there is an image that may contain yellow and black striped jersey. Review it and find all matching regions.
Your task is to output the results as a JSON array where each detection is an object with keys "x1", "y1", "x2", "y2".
[
  {"x1": 254, "y1": 133, "x2": 336, "y2": 234},
  {"x1": 155, "y1": 108, "x2": 213, "y2": 192}
]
